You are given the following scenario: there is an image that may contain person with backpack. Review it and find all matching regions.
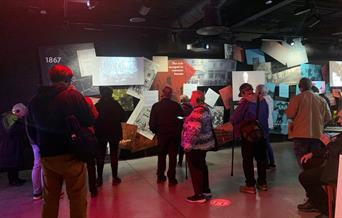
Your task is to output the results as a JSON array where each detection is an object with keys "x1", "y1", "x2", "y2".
[
  {"x1": 230, "y1": 83, "x2": 269, "y2": 194},
  {"x1": 26, "y1": 64, "x2": 94, "y2": 218}
]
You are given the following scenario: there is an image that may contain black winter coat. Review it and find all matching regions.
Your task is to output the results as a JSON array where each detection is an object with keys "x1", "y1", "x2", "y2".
[{"x1": 94, "y1": 97, "x2": 125, "y2": 142}]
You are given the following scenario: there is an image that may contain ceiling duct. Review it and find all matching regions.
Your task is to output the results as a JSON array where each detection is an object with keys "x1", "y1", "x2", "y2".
[
  {"x1": 173, "y1": 0, "x2": 234, "y2": 29},
  {"x1": 196, "y1": 0, "x2": 229, "y2": 36}
]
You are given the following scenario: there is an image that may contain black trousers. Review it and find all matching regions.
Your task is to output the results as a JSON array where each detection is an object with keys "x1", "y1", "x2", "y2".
[
  {"x1": 96, "y1": 138, "x2": 120, "y2": 179},
  {"x1": 299, "y1": 166, "x2": 328, "y2": 215},
  {"x1": 178, "y1": 144, "x2": 184, "y2": 164},
  {"x1": 241, "y1": 138, "x2": 267, "y2": 186},
  {"x1": 7, "y1": 168, "x2": 19, "y2": 183},
  {"x1": 186, "y1": 150, "x2": 209, "y2": 195},
  {"x1": 86, "y1": 158, "x2": 97, "y2": 193},
  {"x1": 157, "y1": 135, "x2": 178, "y2": 180}
]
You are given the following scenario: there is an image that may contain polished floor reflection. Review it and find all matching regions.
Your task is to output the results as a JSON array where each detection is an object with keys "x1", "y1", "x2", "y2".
[{"x1": 0, "y1": 142, "x2": 322, "y2": 218}]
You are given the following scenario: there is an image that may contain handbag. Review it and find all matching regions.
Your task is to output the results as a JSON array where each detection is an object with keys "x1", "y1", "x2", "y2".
[
  {"x1": 239, "y1": 96, "x2": 264, "y2": 143},
  {"x1": 65, "y1": 115, "x2": 97, "y2": 162}
]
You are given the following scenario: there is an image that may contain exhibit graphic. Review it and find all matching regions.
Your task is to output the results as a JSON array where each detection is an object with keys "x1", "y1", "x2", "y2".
[
  {"x1": 112, "y1": 89, "x2": 134, "y2": 111},
  {"x1": 329, "y1": 61, "x2": 342, "y2": 87},
  {"x1": 312, "y1": 81, "x2": 326, "y2": 94},
  {"x1": 93, "y1": 57, "x2": 144, "y2": 86},
  {"x1": 151, "y1": 59, "x2": 196, "y2": 101},
  {"x1": 209, "y1": 106, "x2": 224, "y2": 128},
  {"x1": 272, "y1": 66, "x2": 301, "y2": 85},
  {"x1": 127, "y1": 100, "x2": 154, "y2": 140},
  {"x1": 300, "y1": 64, "x2": 322, "y2": 81},
  {"x1": 127, "y1": 58, "x2": 158, "y2": 99},
  {"x1": 254, "y1": 62, "x2": 273, "y2": 83},
  {"x1": 245, "y1": 49, "x2": 266, "y2": 65},
  {"x1": 39, "y1": 43, "x2": 99, "y2": 96},
  {"x1": 184, "y1": 59, "x2": 236, "y2": 86},
  {"x1": 271, "y1": 100, "x2": 288, "y2": 135},
  {"x1": 232, "y1": 71, "x2": 266, "y2": 101}
]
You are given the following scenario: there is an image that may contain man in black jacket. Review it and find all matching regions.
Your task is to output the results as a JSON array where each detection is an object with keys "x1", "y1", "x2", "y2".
[
  {"x1": 298, "y1": 108, "x2": 342, "y2": 218},
  {"x1": 149, "y1": 86, "x2": 183, "y2": 185},
  {"x1": 94, "y1": 86, "x2": 125, "y2": 186},
  {"x1": 26, "y1": 64, "x2": 94, "y2": 218}
]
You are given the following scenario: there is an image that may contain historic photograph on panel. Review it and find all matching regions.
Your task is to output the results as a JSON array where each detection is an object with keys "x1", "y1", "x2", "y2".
[
  {"x1": 254, "y1": 62, "x2": 273, "y2": 83},
  {"x1": 185, "y1": 59, "x2": 236, "y2": 86},
  {"x1": 127, "y1": 100, "x2": 155, "y2": 140},
  {"x1": 112, "y1": 89, "x2": 134, "y2": 111},
  {"x1": 127, "y1": 58, "x2": 158, "y2": 99},
  {"x1": 209, "y1": 106, "x2": 224, "y2": 128},
  {"x1": 329, "y1": 61, "x2": 342, "y2": 87},
  {"x1": 272, "y1": 66, "x2": 301, "y2": 85},
  {"x1": 300, "y1": 64, "x2": 322, "y2": 81},
  {"x1": 271, "y1": 100, "x2": 289, "y2": 135}
]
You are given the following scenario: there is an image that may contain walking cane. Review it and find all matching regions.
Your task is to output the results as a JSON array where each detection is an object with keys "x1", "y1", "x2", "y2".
[
  {"x1": 185, "y1": 159, "x2": 188, "y2": 179},
  {"x1": 231, "y1": 130, "x2": 235, "y2": 176}
]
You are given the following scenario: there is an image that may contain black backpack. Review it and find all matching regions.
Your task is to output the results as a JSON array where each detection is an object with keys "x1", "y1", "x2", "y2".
[{"x1": 65, "y1": 115, "x2": 97, "y2": 162}]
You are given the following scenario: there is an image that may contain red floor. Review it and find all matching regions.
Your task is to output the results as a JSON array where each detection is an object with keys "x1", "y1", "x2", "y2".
[{"x1": 0, "y1": 142, "x2": 321, "y2": 218}]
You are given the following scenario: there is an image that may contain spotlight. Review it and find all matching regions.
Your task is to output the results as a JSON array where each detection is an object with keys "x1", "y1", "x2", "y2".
[
  {"x1": 286, "y1": 38, "x2": 295, "y2": 46},
  {"x1": 265, "y1": 0, "x2": 273, "y2": 5},
  {"x1": 86, "y1": 0, "x2": 97, "y2": 10}
]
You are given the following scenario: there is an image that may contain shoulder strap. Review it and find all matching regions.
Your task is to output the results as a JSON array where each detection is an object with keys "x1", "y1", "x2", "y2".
[{"x1": 256, "y1": 95, "x2": 260, "y2": 121}]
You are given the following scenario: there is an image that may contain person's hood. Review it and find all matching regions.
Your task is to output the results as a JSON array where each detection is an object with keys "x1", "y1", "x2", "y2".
[{"x1": 35, "y1": 84, "x2": 69, "y2": 100}]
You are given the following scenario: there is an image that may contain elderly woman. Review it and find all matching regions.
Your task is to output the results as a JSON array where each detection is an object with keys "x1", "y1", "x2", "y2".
[
  {"x1": 182, "y1": 90, "x2": 215, "y2": 203},
  {"x1": 255, "y1": 84, "x2": 276, "y2": 169}
]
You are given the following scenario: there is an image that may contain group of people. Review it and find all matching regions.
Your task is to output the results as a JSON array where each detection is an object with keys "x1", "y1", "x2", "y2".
[
  {"x1": 149, "y1": 87, "x2": 216, "y2": 203},
  {"x1": 0, "y1": 65, "x2": 126, "y2": 218},
  {"x1": 229, "y1": 77, "x2": 339, "y2": 218},
  {"x1": 1, "y1": 63, "x2": 341, "y2": 218}
]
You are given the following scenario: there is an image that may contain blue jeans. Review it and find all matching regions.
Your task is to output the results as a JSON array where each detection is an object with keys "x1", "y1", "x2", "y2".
[
  {"x1": 32, "y1": 144, "x2": 43, "y2": 195},
  {"x1": 293, "y1": 138, "x2": 322, "y2": 167},
  {"x1": 265, "y1": 137, "x2": 275, "y2": 165}
]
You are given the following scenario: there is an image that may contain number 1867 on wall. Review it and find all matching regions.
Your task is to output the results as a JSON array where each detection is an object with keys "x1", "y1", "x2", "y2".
[{"x1": 45, "y1": 57, "x2": 62, "y2": 63}]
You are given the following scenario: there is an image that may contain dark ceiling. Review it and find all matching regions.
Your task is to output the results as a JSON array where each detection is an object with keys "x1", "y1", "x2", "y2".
[{"x1": 1, "y1": 0, "x2": 342, "y2": 50}]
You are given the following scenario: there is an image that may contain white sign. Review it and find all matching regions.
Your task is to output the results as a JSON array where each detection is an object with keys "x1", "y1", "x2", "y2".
[
  {"x1": 183, "y1": 84, "x2": 198, "y2": 98},
  {"x1": 204, "y1": 88, "x2": 220, "y2": 107},
  {"x1": 143, "y1": 90, "x2": 159, "y2": 107},
  {"x1": 77, "y1": 48, "x2": 97, "y2": 77}
]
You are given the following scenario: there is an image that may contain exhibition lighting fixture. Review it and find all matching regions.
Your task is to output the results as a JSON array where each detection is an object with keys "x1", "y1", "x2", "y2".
[
  {"x1": 265, "y1": 0, "x2": 273, "y2": 5},
  {"x1": 196, "y1": 0, "x2": 228, "y2": 36},
  {"x1": 332, "y1": 32, "x2": 342, "y2": 36},
  {"x1": 308, "y1": 16, "x2": 321, "y2": 28},
  {"x1": 139, "y1": 5, "x2": 151, "y2": 16},
  {"x1": 86, "y1": 0, "x2": 97, "y2": 10},
  {"x1": 294, "y1": 0, "x2": 311, "y2": 16},
  {"x1": 286, "y1": 38, "x2": 295, "y2": 46}
]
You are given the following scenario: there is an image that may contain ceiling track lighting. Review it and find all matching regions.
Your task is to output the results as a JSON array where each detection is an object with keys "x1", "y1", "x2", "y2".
[
  {"x1": 265, "y1": 0, "x2": 273, "y2": 5},
  {"x1": 294, "y1": 0, "x2": 311, "y2": 16},
  {"x1": 138, "y1": 0, "x2": 151, "y2": 16},
  {"x1": 286, "y1": 38, "x2": 295, "y2": 46},
  {"x1": 308, "y1": 16, "x2": 321, "y2": 28}
]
